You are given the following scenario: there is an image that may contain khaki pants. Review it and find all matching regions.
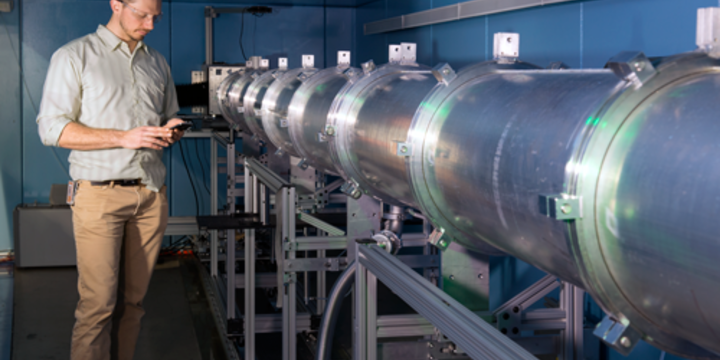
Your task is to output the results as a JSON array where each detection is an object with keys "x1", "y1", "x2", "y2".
[{"x1": 70, "y1": 181, "x2": 168, "y2": 360}]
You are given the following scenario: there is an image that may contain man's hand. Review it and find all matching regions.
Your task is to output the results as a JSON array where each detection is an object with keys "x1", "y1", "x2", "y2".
[
  {"x1": 119, "y1": 126, "x2": 171, "y2": 150},
  {"x1": 163, "y1": 118, "x2": 186, "y2": 144}
]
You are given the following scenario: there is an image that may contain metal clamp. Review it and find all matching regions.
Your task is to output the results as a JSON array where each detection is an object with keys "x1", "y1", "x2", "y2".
[
  {"x1": 278, "y1": 58, "x2": 288, "y2": 70},
  {"x1": 283, "y1": 272, "x2": 297, "y2": 284},
  {"x1": 400, "y1": 42, "x2": 417, "y2": 65},
  {"x1": 340, "y1": 180, "x2": 363, "y2": 199},
  {"x1": 296, "y1": 158, "x2": 309, "y2": 170},
  {"x1": 429, "y1": 228, "x2": 450, "y2": 251},
  {"x1": 396, "y1": 142, "x2": 413, "y2": 156},
  {"x1": 337, "y1": 50, "x2": 351, "y2": 67},
  {"x1": 362, "y1": 60, "x2": 376, "y2": 74},
  {"x1": 593, "y1": 316, "x2": 641, "y2": 356},
  {"x1": 539, "y1": 194, "x2": 583, "y2": 220},
  {"x1": 432, "y1": 63, "x2": 457, "y2": 85},
  {"x1": 302, "y1": 54, "x2": 315, "y2": 69},
  {"x1": 607, "y1": 51, "x2": 657, "y2": 89},
  {"x1": 280, "y1": 119, "x2": 289, "y2": 128},
  {"x1": 389, "y1": 44, "x2": 402, "y2": 64}
]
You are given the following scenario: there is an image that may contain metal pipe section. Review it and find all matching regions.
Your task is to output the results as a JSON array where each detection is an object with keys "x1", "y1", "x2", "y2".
[
  {"x1": 408, "y1": 52, "x2": 720, "y2": 358},
  {"x1": 217, "y1": 68, "x2": 266, "y2": 133},
  {"x1": 326, "y1": 62, "x2": 436, "y2": 207},
  {"x1": 212, "y1": 39, "x2": 720, "y2": 358},
  {"x1": 315, "y1": 262, "x2": 356, "y2": 360},
  {"x1": 287, "y1": 65, "x2": 361, "y2": 175},
  {"x1": 243, "y1": 68, "x2": 287, "y2": 143},
  {"x1": 262, "y1": 67, "x2": 319, "y2": 157}
]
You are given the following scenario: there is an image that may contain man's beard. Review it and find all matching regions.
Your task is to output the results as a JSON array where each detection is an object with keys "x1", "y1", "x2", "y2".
[{"x1": 119, "y1": 18, "x2": 145, "y2": 42}]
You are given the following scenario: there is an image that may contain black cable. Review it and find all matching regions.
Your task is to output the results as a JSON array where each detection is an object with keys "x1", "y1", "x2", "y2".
[
  {"x1": 194, "y1": 139, "x2": 211, "y2": 195},
  {"x1": 182, "y1": 138, "x2": 204, "y2": 211},
  {"x1": 239, "y1": 11, "x2": 248, "y2": 61},
  {"x1": 178, "y1": 141, "x2": 200, "y2": 216}
]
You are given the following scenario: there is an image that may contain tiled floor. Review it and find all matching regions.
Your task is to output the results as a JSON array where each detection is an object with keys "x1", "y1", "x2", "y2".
[{"x1": 10, "y1": 258, "x2": 204, "y2": 360}]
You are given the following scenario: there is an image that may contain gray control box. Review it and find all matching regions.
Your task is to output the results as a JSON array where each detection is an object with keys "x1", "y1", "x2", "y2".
[{"x1": 14, "y1": 205, "x2": 76, "y2": 268}]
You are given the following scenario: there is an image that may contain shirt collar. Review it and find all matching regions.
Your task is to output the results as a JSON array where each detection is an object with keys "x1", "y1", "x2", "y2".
[{"x1": 96, "y1": 24, "x2": 147, "y2": 53}]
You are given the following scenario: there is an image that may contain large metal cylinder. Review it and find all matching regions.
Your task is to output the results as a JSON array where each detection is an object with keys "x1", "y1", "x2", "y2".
[
  {"x1": 243, "y1": 68, "x2": 287, "y2": 143},
  {"x1": 409, "y1": 52, "x2": 720, "y2": 359},
  {"x1": 261, "y1": 67, "x2": 319, "y2": 157},
  {"x1": 217, "y1": 68, "x2": 265, "y2": 132},
  {"x1": 287, "y1": 66, "x2": 361, "y2": 175},
  {"x1": 326, "y1": 62, "x2": 437, "y2": 207}
]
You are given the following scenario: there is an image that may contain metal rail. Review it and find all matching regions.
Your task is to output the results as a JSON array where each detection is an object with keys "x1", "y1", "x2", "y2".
[
  {"x1": 364, "y1": 0, "x2": 576, "y2": 35},
  {"x1": 358, "y1": 244, "x2": 537, "y2": 360}
]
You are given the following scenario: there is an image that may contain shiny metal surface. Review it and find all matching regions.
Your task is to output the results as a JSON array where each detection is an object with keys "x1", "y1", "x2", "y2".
[
  {"x1": 243, "y1": 69, "x2": 287, "y2": 143},
  {"x1": 217, "y1": 69, "x2": 265, "y2": 132},
  {"x1": 573, "y1": 53, "x2": 720, "y2": 359},
  {"x1": 288, "y1": 66, "x2": 361, "y2": 175},
  {"x1": 409, "y1": 62, "x2": 622, "y2": 287},
  {"x1": 261, "y1": 67, "x2": 319, "y2": 157},
  {"x1": 327, "y1": 63, "x2": 437, "y2": 207}
]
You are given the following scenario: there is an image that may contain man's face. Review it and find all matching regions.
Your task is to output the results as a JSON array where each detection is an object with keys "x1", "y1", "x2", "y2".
[{"x1": 115, "y1": 0, "x2": 162, "y2": 42}]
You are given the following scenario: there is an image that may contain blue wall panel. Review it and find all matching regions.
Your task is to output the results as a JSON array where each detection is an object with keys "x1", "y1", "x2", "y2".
[
  {"x1": 0, "y1": 8, "x2": 22, "y2": 251},
  {"x1": 488, "y1": 3, "x2": 581, "y2": 68}
]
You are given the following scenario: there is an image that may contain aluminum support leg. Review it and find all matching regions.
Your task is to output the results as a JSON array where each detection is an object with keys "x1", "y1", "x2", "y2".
[
  {"x1": 282, "y1": 187, "x2": 297, "y2": 360},
  {"x1": 211, "y1": 136, "x2": 218, "y2": 278},
  {"x1": 561, "y1": 283, "x2": 585, "y2": 360},
  {"x1": 226, "y1": 142, "x2": 236, "y2": 319},
  {"x1": 244, "y1": 165, "x2": 256, "y2": 359}
]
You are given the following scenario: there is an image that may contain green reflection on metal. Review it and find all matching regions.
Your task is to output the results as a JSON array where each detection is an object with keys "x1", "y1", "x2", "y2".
[
  {"x1": 593, "y1": 118, "x2": 600, "y2": 126},
  {"x1": 315, "y1": 83, "x2": 327, "y2": 93},
  {"x1": 586, "y1": 117, "x2": 593, "y2": 125}
]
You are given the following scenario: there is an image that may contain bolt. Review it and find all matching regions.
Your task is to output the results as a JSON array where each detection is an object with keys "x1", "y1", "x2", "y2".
[
  {"x1": 513, "y1": 306, "x2": 520, "y2": 313},
  {"x1": 620, "y1": 336, "x2": 632, "y2": 348},
  {"x1": 442, "y1": 68, "x2": 450, "y2": 75},
  {"x1": 325, "y1": 261, "x2": 332, "y2": 268},
  {"x1": 326, "y1": 127, "x2": 335, "y2": 136},
  {"x1": 449, "y1": 275, "x2": 455, "y2": 280},
  {"x1": 427, "y1": 356, "x2": 435, "y2": 360},
  {"x1": 478, "y1": 273, "x2": 484, "y2": 279},
  {"x1": 438, "y1": 239, "x2": 446, "y2": 247},
  {"x1": 427, "y1": 342, "x2": 434, "y2": 348},
  {"x1": 502, "y1": 313, "x2": 510, "y2": 320},
  {"x1": 561, "y1": 203, "x2": 572, "y2": 214},
  {"x1": 633, "y1": 61, "x2": 645, "y2": 72},
  {"x1": 400, "y1": 146, "x2": 408, "y2": 153}
]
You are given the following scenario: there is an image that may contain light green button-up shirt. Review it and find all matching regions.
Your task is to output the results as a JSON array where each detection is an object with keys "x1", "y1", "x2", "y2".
[{"x1": 37, "y1": 25, "x2": 179, "y2": 192}]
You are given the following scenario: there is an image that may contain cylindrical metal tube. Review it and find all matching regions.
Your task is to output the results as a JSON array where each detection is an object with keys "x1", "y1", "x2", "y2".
[
  {"x1": 409, "y1": 53, "x2": 720, "y2": 359},
  {"x1": 243, "y1": 69, "x2": 287, "y2": 143},
  {"x1": 326, "y1": 63, "x2": 436, "y2": 207},
  {"x1": 288, "y1": 66, "x2": 361, "y2": 175},
  {"x1": 261, "y1": 67, "x2": 319, "y2": 157},
  {"x1": 216, "y1": 69, "x2": 265, "y2": 133}
]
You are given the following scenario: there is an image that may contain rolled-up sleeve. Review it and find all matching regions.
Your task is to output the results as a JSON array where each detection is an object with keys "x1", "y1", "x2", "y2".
[
  {"x1": 36, "y1": 48, "x2": 82, "y2": 146},
  {"x1": 161, "y1": 58, "x2": 179, "y2": 124}
]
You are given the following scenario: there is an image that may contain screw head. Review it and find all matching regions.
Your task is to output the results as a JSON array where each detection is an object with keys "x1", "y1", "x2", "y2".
[
  {"x1": 326, "y1": 127, "x2": 335, "y2": 136},
  {"x1": 561, "y1": 203, "x2": 572, "y2": 214},
  {"x1": 633, "y1": 61, "x2": 645, "y2": 72},
  {"x1": 438, "y1": 239, "x2": 446, "y2": 247},
  {"x1": 400, "y1": 146, "x2": 408, "y2": 153},
  {"x1": 426, "y1": 342, "x2": 434, "y2": 348},
  {"x1": 449, "y1": 275, "x2": 455, "y2": 280},
  {"x1": 442, "y1": 68, "x2": 450, "y2": 75},
  {"x1": 620, "y1": 336, "x2": 632, "y2": 348}
]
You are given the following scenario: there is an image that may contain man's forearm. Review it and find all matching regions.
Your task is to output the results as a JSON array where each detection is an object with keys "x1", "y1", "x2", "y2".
[{"x1": 57, "y1": 122, "x2": 124, "y2": 150}]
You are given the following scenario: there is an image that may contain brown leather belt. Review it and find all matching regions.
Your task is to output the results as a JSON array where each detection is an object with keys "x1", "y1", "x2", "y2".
[{"x1": 89, "y1": 179, "x2": 142, "y2": 187}]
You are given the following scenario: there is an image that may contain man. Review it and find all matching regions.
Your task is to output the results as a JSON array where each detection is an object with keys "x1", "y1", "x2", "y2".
[{"x1": 36, "y1": 0, "x2": 184, "y2": 358}]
